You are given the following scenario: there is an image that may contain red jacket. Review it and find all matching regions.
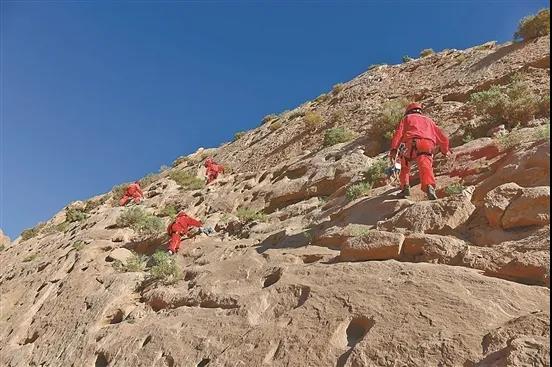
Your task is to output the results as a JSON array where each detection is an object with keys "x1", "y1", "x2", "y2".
[
  {"x1": 167, "y1": 213, "x2": 202, "y2": 235},
  {"x1": 390, "y1": 113, "x2": 450, "y2": 154},
  {"x1": 126, "y1": 183, "x2": 143, "y2": 197},
  {"x1": 205, "y1": 161, "x2": 224, "y2": 174}
]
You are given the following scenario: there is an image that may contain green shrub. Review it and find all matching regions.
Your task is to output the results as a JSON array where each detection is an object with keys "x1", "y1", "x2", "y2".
[
  {"x1": 332, "y1": 83, "x2": 345, "y2": 95},
  {"x1": 538, "y1": 95, "x2": 550, "y2": 116},
  {"x1": 514, "y1": 8, "x2": 550, "y2": 41},
  {"x1": 304, "y1": 111, "x2": 323, "y2": 127},
  {"x1": 114, "y1": 252, "x2": 147, "y2": 272},
  {"x1": 445, "y1": 183, "x2": 465, "y2": 195},
  {"x1": 470, "y1": 76, "x2": 544, "y2": 126},
  {"x1": 56, "y1": 221, "x2": 71, "y2": 233},
  {"x1": 116, "y1": 207, "x2": 164, "y2": 236},
  {"x1": 346, "y1": 182, "x2": 373, "y2": 201},
  {"x1": 462, "y1": 133, "x2": 474, "y2": 144},
  {"x1": 402, "y1": 55, "x2": 414, "y2": 63},
  {"x1": 66, "y1": 207, "x2": 87, "y2": 223},
  {"x1": 158, "y1": 203, "x2": 178, "y2": 218},
  {"x1": 111, "y1": 184, "x2": 128, "y2": 205},
  {"x1": 234, "y1": 131, "x2": 246, "y2": 141},
  {"x1": 140, "y1": 173, "x2": 158, "y2": 188},
  {"x1": 172, "y1": 156, "x2": 188, "y2": 167},
  {"x1": 84, "y1": 196, "x2": 108, "y2": 212},
  {"x1": 262, "y1": 114, "x2": 278, "y2": 124},
  {"x1": 345, "y1": 224, "x2": 372, "y2": 237},
  {"x1": 149, "y1": 250, "x2": 181, "y2": 284},
  {"x1": 534, "y1": 121, "x2": 550, "y2": 141},
  {"x1": 323, "y1": 127, "x2": 355, "y2": 146},
  {"x1": 169, "y1": 170, "x2": 204, "y2": 190},
  {"x1": 236, "y1": 208, "x2": 266, "y2": 223},
  {"x1": 374, "y1": 98, "x2": 408, "y2": 139},
  {"x1": 23, "y1": 254, "x2": 38, "y2": 262},
  {"x1": 364, "y1": 158, "x2": 387, "y2": 185},
  {"x1": 314, "y1": 94, "x2": 330, "y2": 103},
  {"x1": 20, "y1": 224, "x2": 44, "y2": 241},
  {"x1": 269, "y1": 121, "x2": 283, "y2": 131},
  {"x1": 420, "y1": 48, "x2": 435, "y2": 57},
  {"x1": 288, "y1": 109, "x2": 306, "y2": 119},
  {"x1": 72, "y1": 240, "x2": 86, "y2": 251}
]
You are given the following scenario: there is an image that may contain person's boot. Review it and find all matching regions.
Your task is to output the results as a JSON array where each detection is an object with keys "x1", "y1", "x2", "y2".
[
  {"x1": 427, "y1": 185, "x2": 438, "y2": 200},
  {"x1": 167, "y1": 250, "x2": 174, "y2": 256},
  {"x1": 399, "y1": 185, "x2": 411, "y2": 198}
]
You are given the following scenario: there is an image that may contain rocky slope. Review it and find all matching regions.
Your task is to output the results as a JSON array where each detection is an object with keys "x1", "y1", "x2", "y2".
[{"x1": 0, "y1": 36, "x2": 550, "y2": 367}]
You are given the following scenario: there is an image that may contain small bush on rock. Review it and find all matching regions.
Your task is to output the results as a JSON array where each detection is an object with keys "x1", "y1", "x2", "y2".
[
  {"x1": 402, "y1": 55, "x2": 414, "y2": 63},
  {"x1": 374, "y1": 98, "x2": 408, "y2": 140},
  {"x1": 364, "y1": 158, "x2": 387, "y2": 185},
  {"x1": 346, "y1": 182, "x2": 373, "y2": 201},
  {"x1": 234, "y1": 131, "x2": 246, "y2": 141},
  {"x1": 269, "y1": 121, "x2": 283, "y2": 131},
  {"x1": 304, "y1": 111, "x2": 323, "y2": 127},
  {"x1": 445, "y1": 183, "x2": 465, "y2": 195},
  {"x1": 262, "y1": 114, "x2": 278, "y2": 124},
  {"x1": 514, "y1": 8, "x2": 550, "y2": 41},
  {"x1": 66, "y1": 207, "x2": 87, "y2": 223},
  {"x1": 116, "y1": 207, "x2": 164, "y2": 236},
  {"x1": 323, "y1": 127, "x2": 355, "y2": 146},
  {"x1": 236, "y1": 208, "x2": 266, "y2": 223},
  {"x1": 332, "y1": 83, "x2": 345, "y2": 95},
  {"x1": 114, "y1": 252, "x2": 148, "y2": 272},
  {"x1": 420, "y1": 48, "x2": 434, "y2": 57},
  {"x1": 150, "y1": 251, "x2": 181, "y2": 284},
  {"x1": 169, "y1": 170, "x2": 204, "y2": 190}
]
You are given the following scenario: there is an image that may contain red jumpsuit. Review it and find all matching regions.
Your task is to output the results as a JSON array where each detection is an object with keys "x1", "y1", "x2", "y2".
[
  {"x1": 119, "y1": 183, "x2": 144, "y2": 206},
  {"x1": 167, "y1": 212, "x2": 202, "y2": 253},
  {"x1": 204, "y1": 159, "x2": 224, "y2": 184},
  {"x1": 390, "y1": 113, "x2": 450, "y2": 191}
]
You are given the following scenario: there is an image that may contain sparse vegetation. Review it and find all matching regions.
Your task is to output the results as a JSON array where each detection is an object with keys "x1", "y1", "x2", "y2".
[
  {"x1": 72, "y1": 240, "x2": 86, "y2": 251},
  {"x1": 330, "y1": 110, "x2": 346, "y2": 124},
  {"x1": 116, "y1": 207, "x2": 164, "y2": 236},
  {"x1": 315, "y1": 94, "x2": 330, "y2": 103},
  {"x1": 420, "y1": 48, "x2": 435, "y2": 57},
  {"x1": 323, "y1": 127, "x2": 355, "y2": 147},
  {"x1": 470, "y1": 75, "x2": 547, "y2": 127},
  {"x1": 534, "y1": 121, "x2": 550, "y2": 141},
  {"x1": 169, "y1": 170, "x2": 205, "y2": 190},
  {"x1": 346, "y1": 182, "x2": 373, "y2": 201},
  {"x1": 20, "y1": 224, "x2": 44, "y2": 241},
  {"x1": 114, "y1": 252, "x2": 148, "y2": 272},
  {"x1": 234, "y1": 131, "x2": 246, "y2": 141},
  {"x1": 288, "y1": 109, "x2": 306, "y2": 119},
  {"x1": 158, "y1": 203, "x2": 178, "y2": 218},
  {"x1": 364, "y1": 158, "x2": 387, "y2": 185},
  {"x1": 23, "y1": 254, "x2": 38, "y2": 262},
  {"x1": 236, "y1": 208, "x2": 266, "y2": 223},
  {"x1": 262, "y1": 114, "x2": 278, "y2": 124},
  {"x1": 172, "y1": 156, "x2": 187, "y2": 167},
  {"x1": 66, "y1": 207, "x2": 87, "y2": 223},
  {"x1": 111, "y1": 184, "x2": 128, "y2": 205},
  {"x1": 149, "y1": 250, "x2": 181, "y2": 284},
  {"x1": 159, "y1": 165, "x2": 170, "y2": 172},
  {"x1": 304, "y1": 111, "x2": 323, "y2": 127},
  {"x1": 140, "y1": 173, "x2": 159, "y2": 189},
  {"x1": 56, "y1": 221, "x2": 71, "y2": 233},
  {"x1": 84, "y1": 196, "x2": 109, "y2": 212},
  {"x1": 445, "y1": 183, "x2": 465, "y2": 195},
  {"x1": 514, "y1": 8, "x2": 550, "y2": 41},
  {"x1": 346, "y1": 224, "x2": 372, "y2": 237},
  {"x1": 462, "y1": 133, "x2": 474, "y2": 144},
  {"x1": 402, "y1": 55, "x2": 414, "y2": 63},
  {"x1": 374, "y1": 98, "x2": 408, "y2": 140},
  {"x1": 269, "y1": 121, "x2": 283, "y2": 131},
  {"x1": 332, "y1": 83, "x2": 345, "y2": 95}
]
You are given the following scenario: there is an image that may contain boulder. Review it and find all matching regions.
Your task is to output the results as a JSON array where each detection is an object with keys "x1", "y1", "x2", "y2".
[
  {"x1": 502, "y1": 186, "x2": 550, "y2": 229},
  {"x1": 340, "y1": 230, "x2": 405, "y2": 261},
  {"x1": 106, "y1": 248, "x2": 134, "y2": 263},
  {"x1": 483, "y1": 183, "x2": 524, "y2": 228},
  {"x1": 401, "y1": 233, "x2": 467, "y2": 263}
]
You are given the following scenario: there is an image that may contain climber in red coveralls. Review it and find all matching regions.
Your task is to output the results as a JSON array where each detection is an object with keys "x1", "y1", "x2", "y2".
[
  {"x1": 204, "y1": 157, "x2": 225, "y2": 184},
  {"x1": 389, "y1": 102, "x2": 451, "y2": 200},
  {"x1": 119, "y1": 181, "x2": 144, "y2": 206},
  {"x1": 166, "y1": 212, "x2": 203, "y2": 255}
]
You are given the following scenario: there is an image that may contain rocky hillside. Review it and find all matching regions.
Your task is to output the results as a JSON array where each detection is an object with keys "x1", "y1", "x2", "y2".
[{"x1": 0, "y1": 35, "x2": 550, "y2": 367}]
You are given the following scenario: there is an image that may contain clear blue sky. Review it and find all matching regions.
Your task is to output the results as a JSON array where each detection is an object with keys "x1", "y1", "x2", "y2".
[{"x1": 1, "y1": 0, "x2": 548, "y2": 238}]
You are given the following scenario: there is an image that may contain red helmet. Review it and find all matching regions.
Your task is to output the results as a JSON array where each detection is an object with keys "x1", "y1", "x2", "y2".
[
  {"x1": 405, "y1": 102, "x2": 423, "y2": 114},
  {"x1": 205, "y1": 157, "x2": 214, "y2": 165}
]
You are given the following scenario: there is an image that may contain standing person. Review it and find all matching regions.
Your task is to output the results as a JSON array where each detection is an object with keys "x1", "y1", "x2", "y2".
[
  {"x1": 204, "y1": 157, "x2": 225, "y2": 184},
  {"x1": 119, "y1": 181, "x2": 144, "y2": 206},
  {"x1": 389, "y1": 103, "x2": 450, "y2": 200},
  {"x1": 166, "y1": 212, "x2": 203, "y2": 255}
]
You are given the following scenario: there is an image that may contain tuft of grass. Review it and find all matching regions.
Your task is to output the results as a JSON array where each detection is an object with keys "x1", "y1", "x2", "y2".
[
  {"x1": 346, "y1": 182, "x2": 373, "y2": 201},
  {"x1": 23, "y1": 254, "x2": 38, "y2": 262},
  {"x1": 140, "y1": 173, "x2": 159, "y2": 189},
  {"x1": 445, "y1": 183, "x2": 465, "y2": 195},
  {"x1": 329, "y1": 110, "x2": 346, "y2": 124},
  {"x1": 236, "y1": 208, "x2": 266, "y2": 223},
  {"x1": 233, "y1": 131, "x2": 246, "y2": 141},
  {"x1": 169, "y1": 170, "x2": 205, "y2": 190},
  {"x1": 514, "y1": 8, "x2": 550, "y2": 41},
  {"x1": 114, "y1": 252, "x2": 148, "y2": 273},
  {"x1": 402, "y1": 55, "x2": 414, "y2": 63},
  {"x1": 149, "y1": 250, "x2": 181, "y2": 284},
  {"x1": 373, "y1": 98, "x2": 409, "y2": 140},
  {"x1": 345, "y1": 224, "x2": 372, "y2": 237},
  {"x1": 534, "y1": 121, "x2": 550, "y2": 141},
  {"x1": 304, "y1": 111, "x2": 323, "y2": 127},
  {"x1": 116, "y1": 207, "x2": 164, "y2": 236},
  {"x1": 84, "y1": 196, "x2": 109, "y2": 212},
  {"x1": 269, "y1": 121, "x2": 283, "y2": 131},
  {"x1": 262, "y1": 114, "x2": 278, "y2": 124},
  {"x1": 420, "y1": 48, "x2": 435, "y2": 57},
  {"x1": 332, "y1": 83, "x2": 345, "y2": 95},
  {"x1": 323, "y1": 127, "x2": 355, "y2": 147},
  {"x1": 72, "y1": 240, "x2": 86, "y2": 251},
  {"x1": 314, "y1": 94, "x2": 330, "y2": 103},
  {"x1": 288, "y1": 109, "x2": 306, "y2": 119},
  {"x1": 20, "y1": 223, "x2": 45, "y2": 241},
  {"x1": 364, "y1": 158, "x2": 387, "y2": 185},
  {"x1": 158, "y1": 203, "x2": 178, "y2": 219},
  {"x1": 66, "y1": 207, "x2": 87, "y2": 223}
]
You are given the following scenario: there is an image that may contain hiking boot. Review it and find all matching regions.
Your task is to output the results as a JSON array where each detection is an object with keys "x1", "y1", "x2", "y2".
[
  {"x1": 399, "y1": 186, "x2": 411, "y2": 198},
  {"x1": 427, "y1": 186, "x2": 438, "y2": 200},
  {"x1": 167, "y1": 250, "x2": 174, "y2": 256}
]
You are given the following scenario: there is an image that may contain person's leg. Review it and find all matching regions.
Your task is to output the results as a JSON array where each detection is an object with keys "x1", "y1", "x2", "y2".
[
  {"x1": 119, "y1": 195, "x2": 130, "y2": 206},
  {"x1": 168, "y1": 232, "x2": 181, "y2": 253},
  {"x1": 399, "y1": 158, "x2": 410, "y2": 188},
  {"x1": 132, "y1": 192, "x2": 142, "y2": 203},
  {"x1": 417, "y1": 154, "x2": 437, "y2": 199}
]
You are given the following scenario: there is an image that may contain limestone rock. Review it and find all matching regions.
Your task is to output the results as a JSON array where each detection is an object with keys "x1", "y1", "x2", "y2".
[
  {"x1": 106, "y1": 248, "x2": 134, "y2": 263},
  {"x1": 340, "y1": 230, "x2": 405, "y2": 261},
  {"x1": 502, "y1": 186, "x2": 550, "y2": 229}
]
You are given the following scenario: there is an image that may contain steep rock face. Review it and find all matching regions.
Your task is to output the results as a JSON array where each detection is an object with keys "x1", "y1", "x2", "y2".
[{"x1": 0, "y1": 36, "x2": 550, "y2": 367}]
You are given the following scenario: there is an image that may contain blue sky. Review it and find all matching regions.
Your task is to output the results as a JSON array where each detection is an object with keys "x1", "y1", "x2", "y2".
[{"x1": 1, "y1": 0, "x2": 548, "y2": 238}]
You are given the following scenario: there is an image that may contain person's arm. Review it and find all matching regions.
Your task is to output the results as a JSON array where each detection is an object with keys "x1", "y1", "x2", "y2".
[
  {"x1": 433, "y1": 123, "x2": 450, "y2": 155},
  {"x1": 389, "y1": 117, "x2": 406, "y2": 160}
]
